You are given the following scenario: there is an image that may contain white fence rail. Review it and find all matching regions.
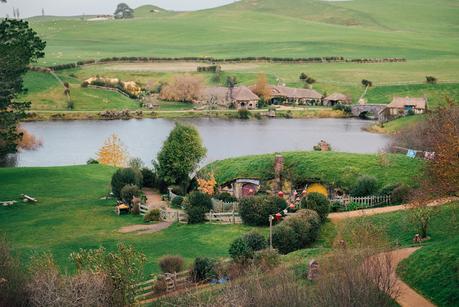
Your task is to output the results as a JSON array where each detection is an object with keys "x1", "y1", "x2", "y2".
[
  {"x1": 139, "y1": 204, "x2": 149, "y2": 216},
  {"x1": 206, "y1": 210, "x2": 241, "y2": 224},
  {"x1": 333, "y1": 195, "x2": 391, "y2": 208},
  {"x1": 211, "y1": 198, "x2": 239, "y2": 213}
]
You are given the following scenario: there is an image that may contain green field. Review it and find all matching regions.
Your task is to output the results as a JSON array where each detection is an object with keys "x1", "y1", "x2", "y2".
[
  {"x1": 203, "y1": 151, "x2": 424, "y2": 190},
  {"x1": 0, "y1": 165, "x2": 262, "y2": 274},
  {"x1": 340, "y1": 203, "x2": 459, "y2": 306}
]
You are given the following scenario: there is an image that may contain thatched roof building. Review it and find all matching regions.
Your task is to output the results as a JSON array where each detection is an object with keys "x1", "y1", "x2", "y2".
[
  {"x1": 202, "y1": 86, "x2": 259, "y2": 109},
  {"x1": 324, "y1": 93, "x2": 352, "y2": 105},
  {"x1": 387, "y1": 97, "x2": 427, "y2": 115},
  {"x1": 270, "y1": 85, "x2": 322, "y2": 101}
]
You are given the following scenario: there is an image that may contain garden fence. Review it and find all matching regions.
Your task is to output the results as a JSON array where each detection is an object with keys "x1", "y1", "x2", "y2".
[
  {"x1": 334, "y1": 195, "x2": 392, "y2": 208},
  {"x1": 211, "y1": 198, "x2": 239, "y2": 212},
  {"x1": 139, "y1": 204, "x2": 149, "y2": 216},
  {"x1": 206, "y1": 210, "x2": 241, "y2": 224}
]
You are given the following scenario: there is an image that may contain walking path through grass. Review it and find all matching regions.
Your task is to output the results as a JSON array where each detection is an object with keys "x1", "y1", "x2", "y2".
[{"x1": 328, "y1": 197, "x2": 458, "y2": 222}]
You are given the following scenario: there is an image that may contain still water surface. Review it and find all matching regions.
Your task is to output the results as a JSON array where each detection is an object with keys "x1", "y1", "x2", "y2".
[{"x1": 17, "y1": 118, "x2": 389, "y2": 167}]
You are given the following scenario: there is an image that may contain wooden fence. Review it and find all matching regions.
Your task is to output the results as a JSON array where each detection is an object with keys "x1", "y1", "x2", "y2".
[
  {"x1": 134, "y1": 271, "x2": 192, "y2": 303},
  {"x1": 211, "y1": 198, "x2": 239, "y2": 212},
  {"x1": 160, "y1": 208, "x2": 188, "y2": 223},
  {"x1": 139, "y1": 204, "x2": 149, "y2": 216},
  {"x1": 334, "y1": 195, "x2": 392, "y2": 208},
  {"x1": 206, "y1": 210, "x2": 241, "y2": 224}
]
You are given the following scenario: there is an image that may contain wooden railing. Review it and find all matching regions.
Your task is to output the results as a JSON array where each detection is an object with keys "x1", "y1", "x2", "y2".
[
  {"x1": 211, "y1": 198, "x2": 239, "y2": 212},
  {"x1": 334, "y1": 195, "x2": 392, "y2": 209},
  {"x1": 139, "y1": 204, "x2": 149, "y2": 216},
  {"x1": 160, "y1": 208, "x2": 188, "y2": 223},
  {"x1": 206, "y1": 210, "x2": 241, "y2": 224}
]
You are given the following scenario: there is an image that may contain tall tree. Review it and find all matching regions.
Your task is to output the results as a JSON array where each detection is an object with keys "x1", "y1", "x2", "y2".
[
  {"x1": 299, "y1": 73, "x2": 316, "y2": 89},
  {"x1": 0, "y1": 19, "x2": 45, "y2": 164},
  {"x1": 114, "y1": 3, "x2": 134, "y2": 19},
  {"x1": 97, "y1": 134, "x2": 129, "y2": 167},
  {"x1": 359, "y1": 79, "x2": 373, "y2": 102},
  {"x1": 253, "y1": 74, "x2": 272, "y2": 101},
  {"x1": 155, "y1": 123, "x2": 206, "y2": 189}
]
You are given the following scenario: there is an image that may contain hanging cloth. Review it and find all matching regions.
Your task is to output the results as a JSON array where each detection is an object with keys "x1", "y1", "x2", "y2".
[{"x1": 406, "y1": 149, "x2": 417, "y2": 158}]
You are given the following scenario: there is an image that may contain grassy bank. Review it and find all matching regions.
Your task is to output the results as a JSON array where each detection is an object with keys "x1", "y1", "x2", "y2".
[
  {"x1": 203, "y1": 151, "x2": 424, "y2": 190},
  {"x1": 0, "y1": 165, "x2": 262, "y2": 274}
]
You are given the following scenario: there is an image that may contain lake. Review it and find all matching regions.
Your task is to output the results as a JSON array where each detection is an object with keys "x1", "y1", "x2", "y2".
[{"x1": 15, "y1": 118, "x2": 389, "y2": 167}]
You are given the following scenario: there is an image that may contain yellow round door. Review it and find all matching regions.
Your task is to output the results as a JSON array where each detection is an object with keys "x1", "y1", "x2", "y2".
[{"x1": 306, "y1": 183, "x2": 328, "y2": 197}]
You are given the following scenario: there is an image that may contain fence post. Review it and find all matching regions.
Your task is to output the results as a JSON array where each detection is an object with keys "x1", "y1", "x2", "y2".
[{"x1": 232, "y1": 210, "x2": 235, "y2": 224}]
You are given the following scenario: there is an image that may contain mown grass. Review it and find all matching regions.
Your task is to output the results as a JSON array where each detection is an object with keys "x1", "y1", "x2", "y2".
[
  {"x1": 339, "y1": 203, "x2": 458, "y2": 306},
  {"x1": 203, "y1": 151, "x2": 424, "y2": 190},
  {"x1": 0, "y1": 165, "x2": 263, "y2": 274}
]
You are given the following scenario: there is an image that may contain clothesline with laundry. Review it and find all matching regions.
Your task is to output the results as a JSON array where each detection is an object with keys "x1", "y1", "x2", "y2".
[{"x1": 391, "y1": 146, "x2": 435, "y2": 160}]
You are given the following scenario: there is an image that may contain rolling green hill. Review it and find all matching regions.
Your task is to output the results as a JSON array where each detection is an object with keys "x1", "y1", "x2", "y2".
[{"x1": 26, "y1": 0, "x2": 458, "y2": 65}]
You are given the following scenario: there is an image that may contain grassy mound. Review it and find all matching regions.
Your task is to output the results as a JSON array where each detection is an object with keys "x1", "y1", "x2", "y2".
[
  {"x1": 202, "y1": 151, "x2": 424, "y2": 190},
  {"x1": 0, "y1": 165, "x2": 261, "y2": 274}
]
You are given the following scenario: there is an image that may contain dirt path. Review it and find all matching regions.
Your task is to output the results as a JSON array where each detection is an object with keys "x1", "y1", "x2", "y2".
[
  {"x1": 143, "y1": 188, "x2": 168, "y2": 210},
  {"x1": 328, "y1": 197, "x2": 458, "y2": 222},
  {"x1": 381, "y1": 247, "x2": 435, "y2": 307},
  {"x1": 118, "y1": 222, "x2": 172, "y2": 235}
]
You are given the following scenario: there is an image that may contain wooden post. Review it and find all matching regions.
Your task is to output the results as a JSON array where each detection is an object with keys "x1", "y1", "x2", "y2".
[
  {"x1": 232, "y1": 210, "x2": 235, "y2": 224},
  {"x1": 269, "y1": 215, "x2": 273, "y2": 250}
]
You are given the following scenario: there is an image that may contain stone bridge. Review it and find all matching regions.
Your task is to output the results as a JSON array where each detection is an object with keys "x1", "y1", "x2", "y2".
[{"x1": 351, "y1": 104, "x2": 388, "y2": 121}]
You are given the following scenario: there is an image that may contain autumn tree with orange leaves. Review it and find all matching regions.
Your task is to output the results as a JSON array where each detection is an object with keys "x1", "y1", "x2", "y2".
[
  {"x1": 197, "y1": 173, "x2": 217, "y2": 196},
  {"x1": 252, "y1": 74, "x2": 272, "y2": 101},
  {"x1": 97, "y1": 134, "x2": 128, "y2": 167}
]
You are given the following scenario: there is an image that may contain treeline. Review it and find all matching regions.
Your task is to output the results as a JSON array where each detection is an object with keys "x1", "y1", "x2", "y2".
[{"x1": 30, "y1": 56, "x2": 407, "y2": 71}]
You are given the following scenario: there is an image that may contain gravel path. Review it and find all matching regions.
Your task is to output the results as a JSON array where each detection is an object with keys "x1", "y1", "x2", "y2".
[{"x1": 118, "y1": 222, "x2": 172, "y2": 235}]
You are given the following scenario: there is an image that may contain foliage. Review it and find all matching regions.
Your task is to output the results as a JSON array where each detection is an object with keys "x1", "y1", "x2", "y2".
[
  {"x1": 0, "y1": 236, "x2": 27, "y2": 307},
  {"x1": 97, "y1": 134, "x2": 128, "y2": 167},
  {"x1": 425, "y1": 76, "x2": 437, "y2": 84},
  {"x1": 408, "y1": 206, "x2": 437, "y2": 238},
  {"x1": 158, "y1": 255, "x2": 184, "y2": 274},
  {"x1": 228, "y1": 236, "x2": 253, "y2": 263},
  {"x1": 114, "y1": 3, "x2": 134, "y2": 19},
  {"x1": 332, "y1": 103, "x2": 352, "y2": 113},
  {"x1": 252, "y1": 74, "x2": 271, "y2": 100},
  {"x1": 159, "y1": 75, "x2": 203, "y2": 103},
  {"x1": 299, "y1": 72, "x2": 316, "y2": 87},
  {"x1": 0, "y1": 19, "x2": 45, "y2": 162},
  {"x1": 239, "y1": 195, "x2": 287, "y2": 226},
  {"x1": 300, "y1": 193, "x2": 330, "y2": 222},
  {"x1": 156, "y1": 123, "x2": 207, "y2": 187},
  {"x1": 284, "y1": 209, "x2": 321, "y2": 246},
  {"x1": 197, "y1": 173, "x2": 216, "y2": 196},
  {"x1": 70, "y1": 243, "x2": 146, "y2": 305},
  {"x1": 214, "y1": 192, "x2": 237, "y2": 203},
  {"x1": 252, "y1": 249, "x2": 280, "y2": 270},
  {"x1": 128, "y1": 157, "x2": 144, "y2": 170},
  {"x1": 144, "y1": 209, "x2": 160, "y2": 222},
  {"x1": 140, "y1": 167, "x2": 156, "y2": 188},
  {"x1": 391, "y1": 184, "x2": 411, "y2": 204},
  {"x1": 351, "y1": 175, "x2": 378, "y2": 197},
  {"x1": 87, "y1": 158, "x2": 99, "y2": 165},
  {"x1": 171, "y1": 195, "x2": 184, "y2": 208},
  {"x1": 242, "y1": 232, "x2": 268, "y2": 251},
  {"x1": 191, "y1": 257, "x2": 216, "y2": 282},
  {"x1": 272, "y1": 223, "x2": 299, "y2": 254},
  {"x1": 111, "y1": 167, "x2": 143, "y2": 198},
  {"x1": 120, "y1": 184, "x2": 141, "y2": 205},
  {"x1": 185, "y1": 191, "x2": 213, "y2": 224},
  {"x1": 237, "y1": 109, "x2": 250, "y2": 119}
]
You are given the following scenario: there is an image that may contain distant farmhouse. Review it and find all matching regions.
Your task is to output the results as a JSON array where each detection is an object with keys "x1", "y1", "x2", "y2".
[
  {"x1": 269, "y1": 86, "x2": 322, "y2": 105},
  {"x1": 203, "y1": 86, "x2": 259, "y2": 109},
  {"x1": 386, "y1": 97, "x2": 427, "y2": 116},
  {"x1": 323, "y1": 93, "x2": 352, "y2": 106}
]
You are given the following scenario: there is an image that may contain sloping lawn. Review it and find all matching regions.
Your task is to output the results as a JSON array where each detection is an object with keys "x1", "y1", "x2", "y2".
[
  {"x1": 0, "y1": 165, "x2": 261, "y2": 274},
  {"x1": 203, "y1": 151, "x2": 424, "y2": 190}
]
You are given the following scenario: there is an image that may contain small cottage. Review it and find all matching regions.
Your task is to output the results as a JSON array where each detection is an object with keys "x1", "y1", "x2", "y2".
[
  {"x1": 220, "y1": 178, "x2": 261, "y2": 199},
  {"x1": 387, "y1": 97, "x2": 427, "y2": 116},
  {"x1": 269, "y1": 86, "x2": 322, "y2": 105},
  {"x1": 202, "y1": 86, "x2": 259, "y2": 109},
  {"x1": 323, "y1": 93, "x2": 352, "y2": 106}
]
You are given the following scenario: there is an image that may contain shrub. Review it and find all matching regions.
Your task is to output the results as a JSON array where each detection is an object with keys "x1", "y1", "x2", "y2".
[
  {"x1": 0, "y1": 237, "x2": 27, "y2": 307},
  {"x1": 300, "y1": 193, "x2": 330, "y2": 222},
  {"x1": 191, "y1": 257, "x2": 216, "y2": 282},
  {"x1": 159, "y1": 75, "x2": 203, "y2": 103},
  {"x1": 229, "y1": 237, "x2": 253, "y2": 263},
  {"x1": 144, "y1": 209, "x2": 160, "y2": 222},
  {"x1": 391, "y1": 184, "x2": 411, "y2": 204},
  {"x1": 253, "y1": 249, "x2": 280, "y2": 270},
  {"x1": 171, "y1": 195, "x2": 184, "y2": 208},
  {"x1": 380, "y1": 183, "x2": 399, "y2": 196},
  {"x1": 214, "y1": 192, "x2": 237, "y2": 203},
  {"x1": 141, "y1": 168, "x2": 156, "y2": 188},
  {"x1": 331, "y1": 201, "x2": 342, "y2": 212},
  {"x1": 159, "y1": 255, "x2": 184, "y2": 273},
  {"x1": 185, "y1": 191, "x2": 213, "y2": 224},
  {"x1": 284, "y1": 209, "x2": 321, "y2": 247},
  {"x1": 237, "y1": 109, "x2": 250, "y2": 119},
  {"x1": 86, "y1": 158, "x2": 99, "y2": 165},
  {"x1": 239, "y1": 195, "x2": 287, "y2": 226},
  {"x1": 243, "y1": 232, "x2": 268, "y2": 252},
  {"x1": 272, "y1": 224, "x2": 299, "y2": 254},
  {"x1": 120, "y1": 184, "x2": 141, "y2": 205},
  {"x1": 351, "y1": 175, "x2": 378, "y2": 197},
  {"x1": 111, "y1": 168, "x2": 143, "y2": 198}
]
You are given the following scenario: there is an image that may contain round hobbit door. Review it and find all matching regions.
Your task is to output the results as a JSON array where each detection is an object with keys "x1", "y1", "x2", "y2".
[
  {"x1": 242, "y1": 183, "x2": 257, "y2": 197},
  {"x1": 306, "y1": 183, "x2": 329, "y2": 198}
]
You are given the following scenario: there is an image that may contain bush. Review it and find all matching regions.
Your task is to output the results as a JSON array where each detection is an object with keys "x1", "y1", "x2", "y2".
[
  {"x1": 253, "y1": 249, "x2": 280, "y2": 270},
  {"x1": 159, "y1": 255, "x2": 184, "y2": 273},
  {"x1": 111, "y1": 168, "x2": 143, "y2": 199},
  {"x1": 86, "y1": 158, "x2": 99, "y2": 165},
  {"x1": 144, "y1": 209, "x2": 160, "y2": 222},
  {"x1": 191, "y1": 257, "x2": 216, "y2": 282},
  {"x1": 214, "y1": 192, "x2": 237, "y2": 203},
  {"x1": 351, "y1": 175, "x2": 378, "y2": 197},
  {"x1": 120, "y1": 184, "x2": 141, "y2": 205},
  {"x1": 379, "y1": 183, "x2": 399, "y2": 196},
  {"x1": 228, "y1": 237, "x2": 253, "y2": 263},
  {"x1": 272, "y1": 224, "x2": 299, "y2": 254},
  {"x1": 237, "y1": 109, "x2": 250, "y2": 119},
  {"x1": 391, "y1": 184, "x2": 411, "y2": 204},
  {"x1": 284, "y1": 209, "x2": 321, "y2": 247},
  {"x1": 300, "y1": 193, "x2": 330, "y2": 222},
  {"x1": 243, "y1": 232, "x2": 268, "y2": 251},
  {"x1": 171, "y1": 196, "x2": 184, "y2": 208},
  {"x1": 186, "y1": 206, "x2": 208, "y2": 224},
  {"x1": 0, "y1": 237, "x2": 27, "y2": 307},
  {"x1": 239, "y1": 195, "x2": 287, "y2": 226},
  {"x1": 331, "y1": 201, "x2": 342, "y2": 212},
  {"x1": 185, "y1": 191, "x2": 213, "y2": 224},
  {"x1": 141, "y1": 168, "x2": 156, "y2": 188}
]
